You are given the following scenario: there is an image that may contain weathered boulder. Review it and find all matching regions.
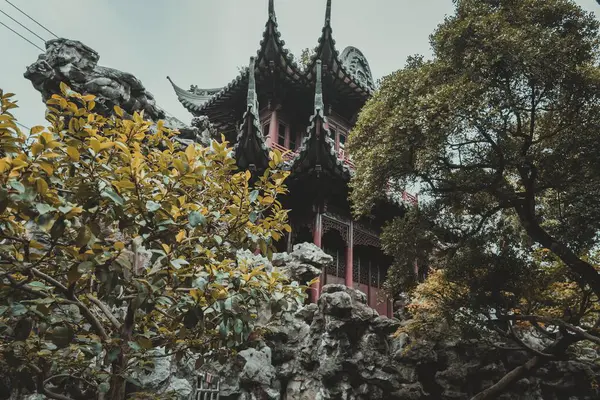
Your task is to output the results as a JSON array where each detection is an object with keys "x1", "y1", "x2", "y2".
[
  {"x1": 25, "y1": 38, "x2": 164, "y2": 120},
  {"x1": 273, "y1": 243, "x2": 331, "y2": 284},
  {"x1": 6, "y1": 243, "x2": 600, "y2": 400},
  {"x1": 24, "y1": 38, "x2": 219, "y2": 146}
]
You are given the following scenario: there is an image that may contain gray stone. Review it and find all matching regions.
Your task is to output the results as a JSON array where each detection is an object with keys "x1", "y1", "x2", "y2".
[
  {"x1": 25, "y1": 38, "x2": 164, "y2": 121},
  {"x1": 290, "y1": 243, "x2": 333, "y2": 268},
  {"x1": 164, "y1": 377, "x2": 193, "y2": 399},
  {"x1": 239, "y1": 347, "x2": 276, "y2": 386}
]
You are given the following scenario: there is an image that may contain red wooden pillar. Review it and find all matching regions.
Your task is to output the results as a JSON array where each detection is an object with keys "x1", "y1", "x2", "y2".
[
  {"x1": 311, "y1": 212, "x2": 322, "y2": 303},
  {"x1": 345, "y1": 220, "x2": 353, "y2": 288},
  {"x1": 266, "y1": 107, "x2": 278, "y2": 147}
]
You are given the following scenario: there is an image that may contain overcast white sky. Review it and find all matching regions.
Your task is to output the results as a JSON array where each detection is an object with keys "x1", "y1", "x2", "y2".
[{"x1": 1, "y1": 0, "x2": 599, "y2": 130}]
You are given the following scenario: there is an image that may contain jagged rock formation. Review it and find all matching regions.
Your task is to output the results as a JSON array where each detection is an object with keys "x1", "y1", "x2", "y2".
[
  {"x1": 208, "y1": 283, "x2": 599, "y2": 400},
  {"x1": 25, "y1": 38, "x2": 164, "y2": 120},
  {"x1": 24, "y1": 38, "x2": 219, "y2": 146},
  {"x1": 7, "y1": 244, "x2": 599, "y2": 400}
]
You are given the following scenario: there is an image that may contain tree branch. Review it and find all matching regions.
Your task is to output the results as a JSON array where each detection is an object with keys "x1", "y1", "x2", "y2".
[
  {"x1": 86, "y1": 294, "x2": 122, "y2": 330},
  {"x1": 470, "y1": 334, "x2": 575, "y2": 400}
]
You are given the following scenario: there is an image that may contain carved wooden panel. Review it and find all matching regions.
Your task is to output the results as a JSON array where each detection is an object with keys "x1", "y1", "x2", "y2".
[
  {"x1": 353, "y1": 226, "x2": 380, "y2": 248},
  {"x1": 322, "y1": 214, "x2": 350, "y2": 244}
]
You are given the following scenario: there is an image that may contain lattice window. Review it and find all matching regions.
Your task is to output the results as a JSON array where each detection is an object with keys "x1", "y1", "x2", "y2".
[
  {"x1": 359, "y1": 258, "x2": 369, "y2": 285},
  {"x1": 196, "y1": 372, "x2": 220, "y2": 400},
  {"x1": 371, "y1": 264, "x2": 380, "y2": 288},
  {"x1": 324, "y1": 246, "x2": 346, "y2": 278},
  {"x1": 352, "y1": 256, "x2": 360, "y2": 283}
]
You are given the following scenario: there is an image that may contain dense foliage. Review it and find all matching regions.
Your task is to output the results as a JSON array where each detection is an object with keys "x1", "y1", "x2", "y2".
[
  {"x1": 0, "y1": 86, "x2": 302, "y2": 400},
  {"x1": 349, "y1": 0, "x2": 600, "y2": 398}
]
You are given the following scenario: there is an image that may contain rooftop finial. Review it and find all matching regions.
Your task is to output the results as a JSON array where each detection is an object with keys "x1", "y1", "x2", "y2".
[
  {"x1": 314, "y1": 60, "x2": 324, "y2": 113},
  {"x1": 325, "y1": 0, "x2": 332, "y2": 24},
  {"x1": 269, "y1": 0, "x2": 276, "y2": 21},
  {"x1": 247, "y1": 57, "x2": 257, "y2": 110}
]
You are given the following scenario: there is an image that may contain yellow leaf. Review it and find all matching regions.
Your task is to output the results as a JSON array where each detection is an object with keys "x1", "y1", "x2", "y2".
[
  {"x1": 36, "y1": 179, "x2": 48, "y2": 195},
  {"x1": 261, "y1": 196, "x2": 274, "y2": 205},
  {"x1": 114, "y1": 242, "x2": 125, "y2": 251},
  {"x1": 175, "y1": 230, "x2": 186, "y2": 243},
  {"x1": 114, "y1": 105, "x2": 124, "y2": 117},
  {"x1": 38, "y1": 161, "x2": 54, "y2": 175},
  {"x1": 31, "y1": 142, "x2": 44, "y2": 156},
  {"x1": 40, "y1": 132, "x2": 54, "y2": 145},
  {"x1": 161, "y1": 243, "x2": 171, "y2": 254},
  {"x1": 190, "y1": 289, "x2": 202, "y2": 303},
  {"x1": 100, "y1": 141, "x2": 114, "y2": 151},
  {"x1": 65, "y1": 207, "x2": 83, "y2": 218},
  {"x1": 66, "y1": 146, "x2": 80, "y2": 161},
  {"x1": 0, "y1": 159, "x2": 9, "y2": 173},
  {"x1": 90, "y1": 139, "x2": 101, "y2": 154},
  {"x1": 59, "y1": 82, "x2": 70, "y2": 95},
  {"x1": 30, "y1": 125, "x2": 44, "y2": 134},
  {"x1": 185, "y1": 144, "x2": 195, "y2": 162}
]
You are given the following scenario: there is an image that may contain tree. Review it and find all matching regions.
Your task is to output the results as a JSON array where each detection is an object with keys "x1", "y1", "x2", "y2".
[
  {"x1": 299, "y1": 48, "x2": 315, "y2": 71},
  {"x1": 0, "y1": 86, "x2": 303, "y2": 400},
  {"x1": 349, "y1": 0, "x2": 600, "y2": 398}
]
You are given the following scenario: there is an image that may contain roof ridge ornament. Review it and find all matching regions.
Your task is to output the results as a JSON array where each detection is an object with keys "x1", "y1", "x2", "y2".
[
  {"x1": 314, "y1": 60, "x2": 324, "y2": 116},
  {"x1": 269, "y1": 0, "x2": 276, "y2": 22},
  {"x1": 247, "y1": 57, "x2": 258, "y2": 111},
  {"x1": 325, "y1": 0, "x2": 332, "y2": 24}
]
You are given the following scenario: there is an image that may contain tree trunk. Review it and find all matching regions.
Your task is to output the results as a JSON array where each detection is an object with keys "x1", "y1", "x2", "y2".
[
  {"x1": 107, "y1": 353, "x2": 128, "y2": 400},
  {"x1": 469, "y1": 335, "x2": 574, "y2": 400},
  {"x1": 106, "y1": 302, "x2": 135, "y2": 400},
  {"x1": 470, "y1": 356, "x2": 541, "y2": 400}
]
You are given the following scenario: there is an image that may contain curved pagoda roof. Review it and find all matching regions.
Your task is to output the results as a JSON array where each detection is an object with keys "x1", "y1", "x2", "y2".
[
  {"x1": 288, "y1": 60, "x2": 351, "y2": 181},
  {"x1": 168, "y1": 0, "x2": 375, "y2": 124}
]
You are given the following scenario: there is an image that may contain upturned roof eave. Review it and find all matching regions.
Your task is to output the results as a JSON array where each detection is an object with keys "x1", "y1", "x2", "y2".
[{"x1": 233, "y1": 57, "x2": 270, "y2": 170}]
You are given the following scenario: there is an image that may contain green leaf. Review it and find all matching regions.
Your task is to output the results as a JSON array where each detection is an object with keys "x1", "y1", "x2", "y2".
[
  {"x1": 128, "y1": 341, "x2": 142, "y2": 351},
  {"x1": 249, "y1": 211, "x2": 258, "y2": 223},
  {"x1": 77, "y1": 261, "x2": 94, "y2": 273},
  {"x1": 67, "y1": 265, "x2": 82, "y2": 283},
  {"x1": 36, "y1": 203, "x2": 55, "y2": 215},
  {"x1": 9, "y1": 180, "x2": 25, "y2": 194},
  {"x1": 146, "y1": 200, "x2": 161, "y2": 212},
  {"x1": 101, "y1": 189, "x2": 124, "y2": 206},
  {"x1": 234, "y1": 319, "x2": 244, "y2": 334},
  {"x1": 249, "y1": 190, "x2": 259, "y2": 203},
  {"x1": 170, "y1": 258, "x2": 189, "y2": 269},
  {"x1": 214, "y1": 235, "x2": 223, "y2": 245},
  {"x1": 188, "y1": 211, "x2": 206, "y2": 227},
  {"x1": 28, "y1": 281, "x2": 50, "y2": 290},
  {"x1": 50, "y1": 216, "x2": 66, "y2": 240},
  {"x1": 98, "y1": 382, "x2": 110, "y2": 393},
  {"x1": 137, "y1": 337, "x2": 153, "y2": 350}
]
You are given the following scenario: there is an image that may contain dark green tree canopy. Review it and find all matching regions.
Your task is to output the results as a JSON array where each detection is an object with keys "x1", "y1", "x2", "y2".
[
  {"x1": 350, "y1": 2, "x2": 600, "y2": 397},
  {"x1": 350, "y1": 0, "x2": 600, "y2": 295}
]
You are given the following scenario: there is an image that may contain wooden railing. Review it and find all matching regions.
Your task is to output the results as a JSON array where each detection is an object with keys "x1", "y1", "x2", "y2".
[
  {"x1": 269, "y1": 142, "x2": 297, "y2": 161},
  {"x1": 269, "y1": 142, "x2": 417, "y2": 206}
]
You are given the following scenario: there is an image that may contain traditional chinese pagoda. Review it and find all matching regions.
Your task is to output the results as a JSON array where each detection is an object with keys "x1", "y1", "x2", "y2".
[{"x1": 168, "y1": 0, "x2": 415, "y2": 316}]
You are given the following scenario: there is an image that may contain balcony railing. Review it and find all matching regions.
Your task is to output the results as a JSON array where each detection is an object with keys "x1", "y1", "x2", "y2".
[
  {"x1": 270, "y1": 142, "x2": 298, "y2": 161},
  {"x1": 269, "y1": 142, "x2": 354, "y2": 168},
  {"x1": 269, "y1": 142, "x2": 417, "y2": 207}
]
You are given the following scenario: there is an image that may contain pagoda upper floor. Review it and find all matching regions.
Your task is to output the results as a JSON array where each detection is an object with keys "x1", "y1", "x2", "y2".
[{"x1": 168, "y1": 0, "x2": 376, "y2": 161}]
